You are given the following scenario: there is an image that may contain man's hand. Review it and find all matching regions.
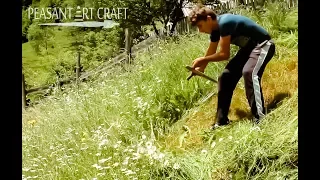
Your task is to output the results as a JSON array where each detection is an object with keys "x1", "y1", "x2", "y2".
[{"x1": 192, "y1": 57, "x2": 209, "y2": 73}]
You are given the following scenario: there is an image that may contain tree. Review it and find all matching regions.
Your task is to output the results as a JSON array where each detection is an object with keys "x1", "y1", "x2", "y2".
[
  {"x1": 22, "y1": 0, "x2": 33, "y2": 9},
  {"x1": 167, "y1": 0, "x2": 185, "y2": 35},
  {"x1": 22, "y1": 9, "x2": 32, "y2": 43},
  {"x1": 27, "y1": 22, "x2": 55, "y2": 55}
]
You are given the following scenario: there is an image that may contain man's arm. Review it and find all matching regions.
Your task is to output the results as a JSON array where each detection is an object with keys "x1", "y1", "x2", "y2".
[
  {"x1": 203, "y1": 35, "x2": 231, "y2": 62},
  {"x1": 205, "y1": 41, "x2": 219, "y2": 56},
  {"x1": 196, "y1": 41, "x2": 219, "y2": 71}
]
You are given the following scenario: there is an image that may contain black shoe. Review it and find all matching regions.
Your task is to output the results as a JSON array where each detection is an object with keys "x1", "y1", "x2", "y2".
[
  {"x1": 211, "y1": 120, "x2": 230, "y2": 130},
  {"x1": 253, "y1": 116, "x2": 265, "y2": 124},
  {"x1": 253, "y1": 118, "x2": 260, "y2": 124}
]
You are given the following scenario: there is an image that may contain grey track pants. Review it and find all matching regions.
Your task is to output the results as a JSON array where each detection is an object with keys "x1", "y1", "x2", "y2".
[{"x1": 216, "y1": 39, "x2": 276, "y2": 124}]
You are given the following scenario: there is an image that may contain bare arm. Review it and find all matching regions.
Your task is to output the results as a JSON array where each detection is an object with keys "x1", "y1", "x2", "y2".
[
  {"x1": 196, "y1": 41, "x2": 219, "y2": 71},
  {"x1": 191, "y1": 40, "x2": 221, "y2": 73},
  {"x1": 203, "y1": 35, "x2": 231, "y2": 62},
  {"x1": 205, "y1": 41, "x2": 219, "y2": 57}
]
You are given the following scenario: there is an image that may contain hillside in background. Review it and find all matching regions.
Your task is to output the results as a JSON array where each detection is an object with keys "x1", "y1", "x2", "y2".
[
  {"x1": 22, "y1": 1, "x2": 298, "y2": 180},
  {"x1": 22, "y1": 0, "x2": 177, "y2": 103}
]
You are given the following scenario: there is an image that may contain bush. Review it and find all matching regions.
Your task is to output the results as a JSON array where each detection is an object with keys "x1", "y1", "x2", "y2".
[{"x1": 27, "y1": 22, "x2": 55, "y2": 55}]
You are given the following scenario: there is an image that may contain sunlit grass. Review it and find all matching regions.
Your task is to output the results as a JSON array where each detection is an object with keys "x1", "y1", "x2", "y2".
[{"x1": 23, "y1": 3, "x2": 297, "y2": 180}]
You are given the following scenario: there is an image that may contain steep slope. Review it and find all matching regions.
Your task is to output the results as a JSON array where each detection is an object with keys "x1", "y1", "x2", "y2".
[{"x1": 22, "y1": 5, "x2": 298, "y2": 179}]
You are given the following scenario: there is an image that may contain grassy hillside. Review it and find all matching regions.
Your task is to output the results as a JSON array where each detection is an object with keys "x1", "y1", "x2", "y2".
[
  {"x1": 22, "y1": 28, "x2": 74, "y2": 88},
  {"x1": 22, "y1": 21, "x2": 166, "y2": 104},
  {"x1": 22, "y1": 3, "x2": 297, "y2": 180},
  {"x1": 22, "y1": 23, "x2": 164, "y2": 89}
]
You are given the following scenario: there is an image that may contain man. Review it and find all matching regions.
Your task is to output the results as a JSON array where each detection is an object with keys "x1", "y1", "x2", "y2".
[{"x1": 188, "y1": 5, "x2": 275, "y2": 130}]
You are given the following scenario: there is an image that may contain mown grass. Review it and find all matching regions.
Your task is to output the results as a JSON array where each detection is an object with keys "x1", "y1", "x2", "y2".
[{"x1": 22, "y1": 2, "x2": 297, "y2": 180}]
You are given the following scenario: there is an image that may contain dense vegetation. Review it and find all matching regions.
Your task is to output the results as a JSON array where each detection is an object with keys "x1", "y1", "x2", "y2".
[{"x1": 22, "y1": 0, "x2": 297, "y2": 179}]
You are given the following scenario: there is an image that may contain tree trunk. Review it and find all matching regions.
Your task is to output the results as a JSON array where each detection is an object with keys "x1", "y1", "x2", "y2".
[
  {"x1": 152, "y1": 21, "x2": 159, "y2": 36},
  {"x1": 169, "y1": 0, "x2": 184, "y2": 36},
  {"x1": 238, "y1": 0, "x2": 246, "y2": 5},
  {"x1": 170, "y1": 20, "x2": 178, "y2": 35}
]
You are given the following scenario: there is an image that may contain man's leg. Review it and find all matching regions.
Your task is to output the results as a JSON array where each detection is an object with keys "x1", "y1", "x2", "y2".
[
  {"x1": 214, "y1": 48, "x2": 252, "y2": 127},
  {"x1": 242, "y1": 40, "x2": 276, "y2": 122}
]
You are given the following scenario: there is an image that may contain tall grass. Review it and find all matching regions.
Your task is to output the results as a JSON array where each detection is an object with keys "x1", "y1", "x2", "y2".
[
  {"x1": 23, "y1": 33, "x2": 226, "y2": 179},
  {"x1": 23, "y1": 3, "x2": 297, "y2": 180},
  {"x1": 152, "y1": 92, "x2": 297, "y2": 180}
]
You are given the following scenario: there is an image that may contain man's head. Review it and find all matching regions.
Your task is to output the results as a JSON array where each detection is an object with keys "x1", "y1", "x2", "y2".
[{"x1": 189, "y1": 5, "x2": 219, "y2": 34}]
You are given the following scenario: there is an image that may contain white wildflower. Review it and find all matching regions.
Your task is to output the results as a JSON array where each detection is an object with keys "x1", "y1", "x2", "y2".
[
  {"x1": 99, "y1": 139, "x2": 108, "y2": 148},
  {"x1": 145, "y1": 141, "x2": 152, "y2": 149},
  {"x1": 173, "y1": 163, "x2": 180, "y2": 170},
  {"x1": 164, "y1": 160, "x2": 169, "y2": 167},
  {"x1": 125, "y1": 170, "x2": 136, "y2": 175},
  {"x1": 98, "y1": 172, "x2": 106, "y2": 176},
  {"x1": 152, "y1": 153, "x2": 159, "y2": 160},
  {"x1": 142, "y1": 135, "x2": 146, "y2": 139},
  {"x1": 211, "y1": 141, "x2": 216, "y2": 148},
  {"x1": 122, "y1": 157, "x2": 130, "y2": 164},
  {"x1": 201, "y1": 149, "x2": 208, "y2": 154},
  {"x1": 228, "y1": 136, "x2": 233, "y2": 140},
  {"x1": 147, "y1": 146, "x2": 156, "y2": 155},
  {"x1": 122, "y1": 159, "x2": 129, "y2": 165},
  {"x1": 121, "y1": 168, "x2": 127, "y2": 171},
  {"x1": 113, "y1": 162, "x2": 119, "y2": 167},
  {"x1": 132, "y1": 153, "x2": 141, "y2": 160},
  {"x1": 80, "y1": 146, "x2": 88, "y2": 150},
  {"x1": 113, "y1": 144, "x2": 120, "y2": 149},
  {"x1": 96, "y1": 153, "x2": 101, "y2": 156},
  {"x1": 92, "y1": 164, "x2": 102, "y2": 170},
  {"x1": 219, "y1": 138, "x2": 224, "y2": 142},
  {"x1": 137, "y1": 147, "x2": 145, "y2": 154},
  {"x1": 158, "y1": 153, "x2": 165, "y2": 159},
  {"x1": 98, "y1": 157, "x2": 111, "y2": 164},
  {"x1": 22, "y1": 168, "x2": 30, "y2": 172}
]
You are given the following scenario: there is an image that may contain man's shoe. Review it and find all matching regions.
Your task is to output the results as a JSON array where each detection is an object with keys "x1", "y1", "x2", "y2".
[
  {"x1": 253, "y1": 118, "x2": 260, "y2": 124},
  {"x1": 211, "y1": 121, "x2": 230, "y2": 130},
  {"x1": 253, "y1": 116, "x2": 265, "y2": 124}
]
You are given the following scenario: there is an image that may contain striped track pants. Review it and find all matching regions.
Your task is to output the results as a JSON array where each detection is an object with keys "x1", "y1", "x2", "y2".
[{"x1": 216, "y1": 39, "x2": 276, "y2": 124}]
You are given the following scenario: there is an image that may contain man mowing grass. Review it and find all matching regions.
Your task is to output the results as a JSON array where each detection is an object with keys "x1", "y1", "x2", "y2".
[{"x1": 189, "y1": 5, "x2": 275, "y2": 130}]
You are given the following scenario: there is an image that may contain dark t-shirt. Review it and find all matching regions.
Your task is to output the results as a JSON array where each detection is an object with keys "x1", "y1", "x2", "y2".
[{"x1": 210, "y1": 13, "x2": 271, "y2": 47}]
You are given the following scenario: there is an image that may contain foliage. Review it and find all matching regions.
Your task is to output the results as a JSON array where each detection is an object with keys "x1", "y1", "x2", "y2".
[
  {"x1": 22, "y1": 9, "x2": 33, "y2": 43},
  {"x1": 23, "y1": 2, "x2": 297, "y2": 179},
  {"x1": 27, "y1": 22, "x2": 55, "y2": 55}
]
